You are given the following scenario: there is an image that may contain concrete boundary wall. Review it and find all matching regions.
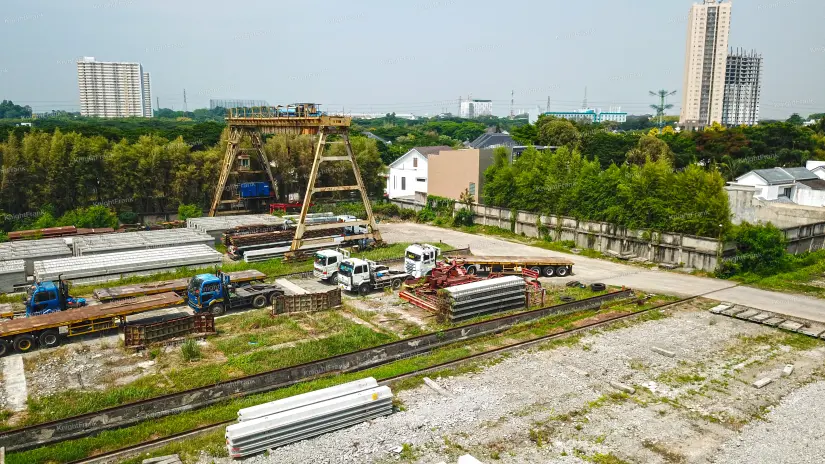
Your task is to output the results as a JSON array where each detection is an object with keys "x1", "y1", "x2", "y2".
[{"x1": 0, "y1": 290, "x2": 631, "y2": 452}]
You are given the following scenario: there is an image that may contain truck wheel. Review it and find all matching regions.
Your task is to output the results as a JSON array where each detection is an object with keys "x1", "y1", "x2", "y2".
[
  {"x1": 252, "y1": 295, "x2": 267, "y2": 309},
  {"x1": 556, "y1": 266, "x2": 570, "y2": 277},
  {"x1": 530, "y1": 266, "x2": 541, "y2": 275},
  {"x1": 391, "y1": 279, "x2": 402, "y2": 290},
  {"x1": 543, "y1": 266, "x2": 555, "y2": 277},
  {"x1": 0, "y1": 340, "x2": 10, "y2": 357},
  {"x1": 13, "y1": 334, "x2": 35, "y2": 353},
  {"x1": 465, "y1": 266, "x2": 477, "y2": 275},
  {"x1": 269, "y1": 292, "x2": 280, "y2": 305},
  {"x1": 328, "y1": 272, "x2": 338, "y2": 283},
  {"x1": 358, "y1": 283, "x2": 371, "y2": 296},
  {"x1": 38, "y1": 330, "x2": 61, "y2": 349},
  {"x1": 209, "y1": 303, "x2": 225, "y2": 316}
]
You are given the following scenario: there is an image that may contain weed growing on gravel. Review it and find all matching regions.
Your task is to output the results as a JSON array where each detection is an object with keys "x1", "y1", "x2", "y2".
[
  {"x1": 180, "y1": 339, "x2": 201, "y2": 362},
  {"x1": 399, "y1": 443, "x2": 419, "y2": 461},
  {"x1": 780, "y1": 332, "x2": 822, "y2": 351},
  {"x1": 642, "y1": 439, "x2": 687, "y2": 463}
]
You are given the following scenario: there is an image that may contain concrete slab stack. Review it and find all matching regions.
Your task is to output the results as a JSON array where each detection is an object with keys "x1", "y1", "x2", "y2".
[
  {"x1": 0, "y1": 260, "x2": 26, "y2": 293},
  {"x1": 186, "y1": 215, "x2": 286, "y2": 242},
  {"x1": 72, "y1": 229, "x2": 214, "y2": 256},
  {"x1": 33, "y1": 244, "x2": 223, "y2": 284},
  {"x1": 0, "y1": 238, "x2": 73, "y2": 276},
  {"x1": 226, "y1": 377, "x2": 392, "y2": 458},
  {"x1": 444, "y1": 276, "x2": 527, "y2": 322}
]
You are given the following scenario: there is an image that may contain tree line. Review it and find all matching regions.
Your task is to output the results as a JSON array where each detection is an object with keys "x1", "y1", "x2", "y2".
[{"x1": 0, "y1": 129, "x2": 385, "y2": 235}]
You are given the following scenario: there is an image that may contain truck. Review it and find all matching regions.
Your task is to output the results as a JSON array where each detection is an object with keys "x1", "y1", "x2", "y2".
[
  {"x1": 93, "y1": 270, "x2": 266, "y2": 301},
  {"x1": 313, "y1": 249, "x2": 350, "y2": 281},
  {"x1": 24, "y1": 279, "x2": 87, "y2": 317},
  {"x1": 0, "y1": 292, "x2": 183, "y2": 356},
  {"x1": 187, "y1": 271, "x2": 284, "y2": 316},
  {"x1": 337, "y1": 258, "x2": 411, "y2": 296},
  {"x1": 404, "y1": 243, "x2": 574, "y2": 278}
]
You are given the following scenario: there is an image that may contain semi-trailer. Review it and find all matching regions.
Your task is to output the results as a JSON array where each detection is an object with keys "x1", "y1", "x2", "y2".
[
  {"x1": 404, "y1": 243, "x2": 574, "y2": 278},
  {"x1": 93, "y1": 270, "x2": 266, "y2": 301}
]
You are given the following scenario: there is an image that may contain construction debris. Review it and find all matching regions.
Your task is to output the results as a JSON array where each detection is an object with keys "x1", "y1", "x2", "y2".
[
  {"x1": 753, "y1": 377, "x2": 773, "y2": 389},
  {"x1": 651, "y1": 346, "x2": 676, "y2": 358},
  {"x1": 783, "y1": 364, "x2": 795, "y2": 377},
  {"x1": 423, "y1": 377, "x2": 451, "y2": 397}
]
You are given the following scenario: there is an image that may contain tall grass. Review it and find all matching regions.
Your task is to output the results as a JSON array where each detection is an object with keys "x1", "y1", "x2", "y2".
[{"x1": 180, "y1": 339, "x2": 201, "y2": 362}]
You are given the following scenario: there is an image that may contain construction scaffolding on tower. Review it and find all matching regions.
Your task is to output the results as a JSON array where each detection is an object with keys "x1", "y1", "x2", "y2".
[{"x1": 208, "y1": 103, "x2": 382, "y2": 258}]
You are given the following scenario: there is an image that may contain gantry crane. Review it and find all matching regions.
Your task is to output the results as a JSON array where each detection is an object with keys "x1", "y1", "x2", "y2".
[{"x1": 209, "y1": 104, "x2": 382, "y2": 258}]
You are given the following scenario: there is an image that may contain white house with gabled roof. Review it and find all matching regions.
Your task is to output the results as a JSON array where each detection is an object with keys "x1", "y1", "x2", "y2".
[{"x1": 385, "y1": 146, "x2": 451, "y2": 199}]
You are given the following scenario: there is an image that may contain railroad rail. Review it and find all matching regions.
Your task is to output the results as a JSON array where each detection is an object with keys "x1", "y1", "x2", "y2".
[
  {"x1": 63, "y1": 294, "x2": 698, "y2": 464},
  {"x1": 1, "y1": 288, "x2": 630, "y2": 452}
]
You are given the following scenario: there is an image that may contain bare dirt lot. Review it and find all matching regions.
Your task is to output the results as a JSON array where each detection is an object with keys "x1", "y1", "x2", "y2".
[{"x1": 211, "y1": 301, "x2": 825, "y2": 464}]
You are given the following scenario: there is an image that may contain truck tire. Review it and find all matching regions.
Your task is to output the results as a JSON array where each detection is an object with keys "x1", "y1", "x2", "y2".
[
  {"x1": 543, "y1": 266, "x2": 555, "y2": 277},
  {"x1": 328, "y1": 272, "x2": 337, "y2": 283},
  {"x1": 38, "y1": 330, "x2": 61, "y2": 349},
  {"x1": 530, "y1": 266, "x2": 541, "y2": 275},
  {"x1": 0, "y1": 340, "x2": 10, "y2": 357},
  {"x1": 556, "y1": 266, "x2": 570, "y2": 277},
  {"x1": 209, "y1": 303, "x2": 225, "y2": 316},
  {"x1": 252, "y1": 295, "x2": 267, "y2": 309},
  {"x1": 358, "y1": 283, "x2": 371, "y2": 296},
  {"x1": 269, "y1": 292, "x2": 280, "y2": 306},
  {"x1": 391, "y1": 279, "x2": 402, "y2": 290},
  {"x1": 13, "y1": 334, "x2": 35, "y2": 353},
  {"x1": 465, "y1": 265, "x2": 477, "y2": 275},
  {"x1": 590, "y1": 283, "x2": 607, "y2": 292}
]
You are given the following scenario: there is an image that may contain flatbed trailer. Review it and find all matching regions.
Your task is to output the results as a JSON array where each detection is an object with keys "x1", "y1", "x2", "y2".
[
  {"x1": 451, "y1": 255, "x2": 574, "y2": 277},
  {"x1": 93, "y1": 270, "x2": 266, "y2": 301},
  {"x1": 0, "y1": 291, "x2": 184, "y2": 356}
]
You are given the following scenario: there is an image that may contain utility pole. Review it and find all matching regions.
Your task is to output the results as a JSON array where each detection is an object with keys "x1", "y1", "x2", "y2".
[
  {"x1": 510, "y1": 90, "x2": 514, "y2": 118},
  {"x1": 649, "y1": 89, "x2": 677, "y2": 131},
  {"x1": 183, "y1": 89, "x2": 188, "y2": 113},
  {"x1": 582, "y1": 87, "x2": 588, "y2": 109},
  {"x1": 546, "y1": 96, "x2": 551, "y2": 113},
  {"x1": 156, "y1": 96, "x2": 160, "y2": 110}
]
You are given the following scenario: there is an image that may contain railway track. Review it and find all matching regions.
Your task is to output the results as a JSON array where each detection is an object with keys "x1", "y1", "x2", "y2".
[{"x1": 60, "y1": 294, "x2": 700, "y2": 464}]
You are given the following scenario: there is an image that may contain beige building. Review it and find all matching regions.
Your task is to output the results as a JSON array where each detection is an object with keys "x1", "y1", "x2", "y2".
[
  {"x1": 680, "y1": 0, "x2": 732, "y2": 129},
  {"x1": 77, "y1": 57, "x2": 153, "y2": 118},
  {"x1": 427, "y1": 148, "x2": 494, "y2": 202}
]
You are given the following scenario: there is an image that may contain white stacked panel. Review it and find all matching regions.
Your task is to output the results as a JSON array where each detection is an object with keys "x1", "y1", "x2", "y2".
[
  {"x1": 34, "y1": 244, "x2": 223, "y2": 284},
  {"x1": 73, "y1": 229, "x2": 215, "y2": 256},
  {"x1": 0, "y1": 260, "x2": 26, "y2": 293},
  {"x1": 226, "y1": 384, "x2": 393, "y2": 458},
  {"x1": 0, "y1": 238, "x2": 73, "y2": 275},
  {"x1": 238, "y1": 378, "x2": 379, "y2": 422},
  {"x1": 186, "y1": 215, "x2": 286, "y2": 241}
]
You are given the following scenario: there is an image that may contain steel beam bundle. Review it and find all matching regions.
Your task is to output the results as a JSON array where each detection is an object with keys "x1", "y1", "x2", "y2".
[
  {"x1": 444, "y1": 276, "x2": 526, "y2": 322},
  {"x1": 0, "y1": 260, "x2": 25, "y2": 293},
  {"x1": 33, "y1": 245, "x2": 223, "y2": 284},
  {"x1": 72, "y1": 229, "x2": 215, "y2": 256},
  {"x1": 226, "y1": 378, "x2": 392, "y2": 457}
]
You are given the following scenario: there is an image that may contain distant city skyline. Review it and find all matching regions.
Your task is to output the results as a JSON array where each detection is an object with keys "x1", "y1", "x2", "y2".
[{"x1": 0, "y1": 0, "x2": 822, "y2": 119}]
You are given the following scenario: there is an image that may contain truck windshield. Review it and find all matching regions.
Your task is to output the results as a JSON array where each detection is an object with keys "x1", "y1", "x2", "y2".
[
  {"x1": 406, "y1": 251, "x2": 421, "y2": 261},
  {"x1": 314, "y1": 254, "x2": 326, "y2": 266},
  {"x1": 188, "y1": 277, "x2": 203, "y2": 294},
  {"x1": 339, "y1": 263, "x2": 353, "y2": 276}
]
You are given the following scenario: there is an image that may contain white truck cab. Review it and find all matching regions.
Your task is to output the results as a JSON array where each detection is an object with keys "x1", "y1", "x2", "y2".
[
  {"x1": 313, "y1": 248, "x2": 350, "y2": 281},
  {"x1": 337, "y1": 258, "x2": 374, "y2": 292},
  {"x1": 404, "y1": 243, "x2": 441, "y2": 278}
]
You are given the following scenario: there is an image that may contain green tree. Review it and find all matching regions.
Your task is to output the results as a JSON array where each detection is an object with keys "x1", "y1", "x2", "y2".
[
  {"x1": 178, "y1": 204, "x2": 203, "y2": 221},
  {"x1": 536, "y1": 117, "x2": 581, "y2": 147},
  {"x1": 786, "y1": 113, "x2": 805, "y2": 125},
  {"x1": 719, "y1": 222, "x2": 788, "y2": 277},
  {"x1": 626, "y1": 135, "x2": 675, "y2": 166}
]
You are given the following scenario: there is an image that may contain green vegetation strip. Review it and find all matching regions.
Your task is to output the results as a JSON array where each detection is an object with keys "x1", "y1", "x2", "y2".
[{"x1": 10, "y1": 296, "x2": 674, "y2": 464}]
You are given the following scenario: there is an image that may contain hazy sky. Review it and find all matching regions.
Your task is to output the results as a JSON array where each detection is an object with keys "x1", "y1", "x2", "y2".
[{"x1": 1, "y1": 0, "x2": 822, "y2": 119}]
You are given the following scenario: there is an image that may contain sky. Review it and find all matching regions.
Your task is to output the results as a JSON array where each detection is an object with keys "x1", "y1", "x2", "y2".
[{"x1": 0, "y1": 0, "x2": 823, "y2": 119}]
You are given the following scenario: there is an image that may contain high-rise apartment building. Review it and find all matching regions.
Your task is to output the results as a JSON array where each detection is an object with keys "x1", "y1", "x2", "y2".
[
  {"x1": 722, "y1": 48, "x2": 762, "y2": 126},
  {"x1": 460, "y1": 99, "x2": 493, "y2": 119},
  {"x1": 77, "y1": 57, "x2": 153, "y2": 118},
  {"x1": 680, "y1": 0, "x2": 732, "y2": 129}
]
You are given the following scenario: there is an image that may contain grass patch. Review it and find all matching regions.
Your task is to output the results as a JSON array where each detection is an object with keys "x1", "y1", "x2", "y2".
[{"x1": 180, "y1": 339, "x2": 201, "y2": 362}]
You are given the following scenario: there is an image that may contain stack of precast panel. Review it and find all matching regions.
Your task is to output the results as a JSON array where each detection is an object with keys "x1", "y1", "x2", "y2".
[
  {"x1": 443, "y1": 276, "x2": 526, "y2": 322},
  {"x1": 0, "y1": 238, "x2": 73, "y2": 276},
  {"x1": 0, "y1": 260, "x2": 26, "y2": 293},
  {"x1": 34, "y1": 245, "x2": 223, "y2": 284},
  {"x1": 226, "y1": 377, "x2": 393, "y2": 458},
  {"x1": 186, "y1": 215, "x2": 287, "y2": 242},
  {"x1": 72, "y1": 229, "x2": 215, "y2": 256}
]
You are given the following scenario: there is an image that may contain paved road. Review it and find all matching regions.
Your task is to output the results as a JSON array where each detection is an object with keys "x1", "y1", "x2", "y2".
[{"x1": 381, "y1": 223, "x2": 825, "y2": 323}]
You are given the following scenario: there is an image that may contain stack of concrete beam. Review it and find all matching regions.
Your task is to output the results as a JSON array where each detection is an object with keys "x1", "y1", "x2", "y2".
[
  {"x1": 0, "y1": 238, "x2": 73, "y2": 276},
  {"x1": 226, "y1": 377, "x2": 392, "y2": 458},
  {"x1": 33, "y1": 244, "x2": 223, "y2": 284},
  {"x1": 283, "y1": 212, "x2": 337, "y2": 226},
  {"x1": 0, "y1": 260, "x2": 26, "y2": 293},
  {"x1": 72, "y1": 229, "x2": 214, "y2": 256},
  {"x1": 187, "y1": 215, "x2": 286, "y2": 242},
  {"x1": 444, "y1": 276, "x2": 526, "y2": 322}
]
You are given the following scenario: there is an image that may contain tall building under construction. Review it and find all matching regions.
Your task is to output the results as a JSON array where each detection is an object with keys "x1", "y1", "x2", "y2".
[
  {"x1": 679, "y1": 0, "x2": 732, "y2": 129},
  {"x1": 722, "y1": 48, "x2": 762, "y2": 126}
]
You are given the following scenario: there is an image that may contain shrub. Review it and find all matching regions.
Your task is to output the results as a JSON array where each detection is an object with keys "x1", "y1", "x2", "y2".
[
  {"x1": 373, "y1": 203, "x2": 400, "y2": 217},
  {"x1": 718, "y1": 222, "x2": 788, "y2": 277},
  {"x1": 177, "y1": 204, "x2": 203, "y2": 221},
  {"x1": 452, "y1": 208, "x2": 474, "y2": 227},
  {"x1": 399, "y1": 208, "x2": 416, "y2": 220},
  {"x1": 118, "y1": 211, "x2": 138, "y2": 225},
  {"x1": 416, "y1": 208, "x2": 436, "y2": 223},
  {"x1": 181, "y1": 339, "x2": 201, "y2": 362}
]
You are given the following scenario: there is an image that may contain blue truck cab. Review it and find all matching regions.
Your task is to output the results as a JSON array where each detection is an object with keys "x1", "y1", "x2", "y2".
[
  {"x1": 187, "y1": 272, "x2": 283, "y2": 316},
  {"x1": 24, "y1": 279, "x2": 87, "y2": 317}
]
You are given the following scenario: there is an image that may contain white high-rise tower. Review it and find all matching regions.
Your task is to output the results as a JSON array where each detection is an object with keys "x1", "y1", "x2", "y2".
[{"x1": 77, "y1": 57, "x2": 153, "y2": 118}]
